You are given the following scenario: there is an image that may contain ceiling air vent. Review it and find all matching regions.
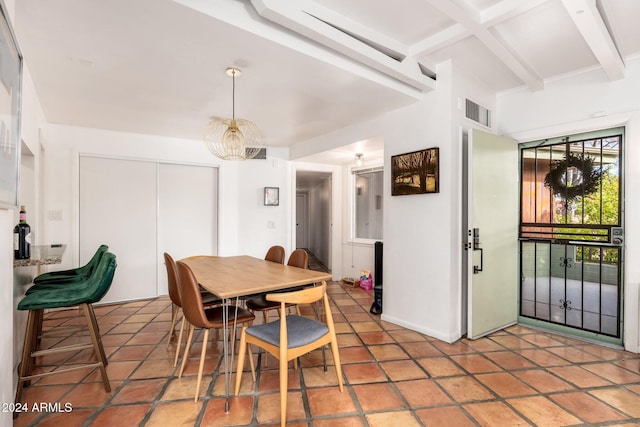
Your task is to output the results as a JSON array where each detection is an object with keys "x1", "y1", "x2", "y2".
[
  {"x1": 248, "y1": 147, "x2": 267, "y2": 160},
  {"x1": 465, "y1": 99, "x2": 491, "y2": 127}
]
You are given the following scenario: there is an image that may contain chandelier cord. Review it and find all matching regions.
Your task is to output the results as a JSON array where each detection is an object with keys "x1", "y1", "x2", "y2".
[{"x1": 231, "y1": 69, "x2": 236, "y2": 120}]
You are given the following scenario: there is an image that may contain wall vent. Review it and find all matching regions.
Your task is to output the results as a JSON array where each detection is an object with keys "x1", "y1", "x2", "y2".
[
  {"x1": 248, "y1": 147, "x2": 267, "y2": 159},
  {"x1": 465, "y1": 99, "x2": 491, "y2": 127}
]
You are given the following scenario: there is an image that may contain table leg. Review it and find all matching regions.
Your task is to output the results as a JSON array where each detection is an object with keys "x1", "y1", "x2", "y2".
[
  {"x1": 222, "y1": 297, "x2": 241, "y2": 413},
  {"x1": 221, "y1": 297, "x2": 229, "y2": 412}
]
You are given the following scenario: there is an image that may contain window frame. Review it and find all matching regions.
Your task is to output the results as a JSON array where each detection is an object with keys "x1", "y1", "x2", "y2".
[{"x1": 350, "y1": 164, "x2": 384, "y2": 244}]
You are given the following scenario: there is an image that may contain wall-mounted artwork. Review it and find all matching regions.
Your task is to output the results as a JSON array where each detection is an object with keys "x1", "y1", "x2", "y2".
[
  {"x1": 0, "y1": 3, "x2": 22, "y2": 209},
  {"x1": 391, "y1": 147, "x2": 439, "y2": 196},
  {"x1": 264, "y1": 187, "x2": 279, "y2": 206}
]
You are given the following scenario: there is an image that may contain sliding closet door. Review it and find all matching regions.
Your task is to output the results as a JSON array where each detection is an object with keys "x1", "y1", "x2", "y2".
[
  {"x1": 157, "y1": 163, "x2": 218, "y2": 295},
  {"x1": 80, "y1": 156, "x2": 157, "y2": 303}
]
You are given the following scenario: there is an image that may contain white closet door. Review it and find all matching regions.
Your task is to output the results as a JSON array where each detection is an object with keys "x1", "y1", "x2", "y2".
[
  {"x1": 80, "y1": 156, "x2": 157, "y2": 303},
  {"x1": 157, "y1": 163, "x2": 218, "y2": 296}
]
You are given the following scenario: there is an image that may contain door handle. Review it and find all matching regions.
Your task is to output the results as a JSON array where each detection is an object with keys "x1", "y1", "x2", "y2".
[{"x1": 472, "y1": 228, "x2": 483, "y2": 274}]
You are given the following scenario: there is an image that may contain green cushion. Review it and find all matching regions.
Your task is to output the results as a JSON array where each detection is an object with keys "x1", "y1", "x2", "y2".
[
  {"x1": 32, "y1": 244, "x2": 108, "y2": 285},
  {"x1": 27, "y1": 275, "x2": 91, "y2": 294},
  {"x1": 18, "y1": 252, "x2": 117, "y2": 311}
]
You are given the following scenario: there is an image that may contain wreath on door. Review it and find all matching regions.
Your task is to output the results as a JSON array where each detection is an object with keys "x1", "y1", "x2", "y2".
[{"x1": 544, "y1": 152, "x2": 603, "y2": 201}]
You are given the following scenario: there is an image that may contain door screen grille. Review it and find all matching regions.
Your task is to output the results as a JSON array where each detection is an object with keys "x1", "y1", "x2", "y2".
[{"x1": 519, "y1": 128, "x2": 623, "y2": 337}]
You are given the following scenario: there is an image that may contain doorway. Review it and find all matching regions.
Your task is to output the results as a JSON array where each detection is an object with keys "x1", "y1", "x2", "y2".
[
  {"x1": 295, "y1": 170, "x2": 332, "y2": 272},
  {"x1": 518, "y1": 127, "x2": 624, "y2": 344}
]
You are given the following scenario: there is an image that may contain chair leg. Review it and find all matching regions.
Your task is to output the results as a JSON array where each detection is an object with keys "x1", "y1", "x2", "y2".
[
  {"x1": 234, "y1": 327, "x2": 247, "y2": 395},
  {"x1": 247, "y1": 345, "x2": 256, "y2": 382},
  {"x1": 24, "y1": 309, "x2": 43, "y2": 378},
  {"x1": 178, "y1": 324, "x2": 195, "y2": 378},
  {"x1": 262, "y1": 311, "x2": 269, "y2": 368},
  {"x1": 15, "y1": 309, "x2": 40, "y2": 405},
  {"x1": 329, "y1": 335, "x2": 344, "y2": 392},
  {"x1": 81, "y1": 304, "x2": 111, "y2": 392},
  {"x1": 173, "y1": 316, "x2": 186, "y2": 367},
  {"x1": 167, "y1": 304, "x2": 179, "y2": 346},
  {"x1": 279, "y1": 354, "x2": 288, "y2": 427},
  {"x1": 194, "y1": 328, "x2": 209, "y2": 402},
  {"x1": 86, "y1": 304, "x2": 108, "y2": 366}
]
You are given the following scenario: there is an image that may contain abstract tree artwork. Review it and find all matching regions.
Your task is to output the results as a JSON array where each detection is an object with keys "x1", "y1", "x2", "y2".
[{"x1": 391, "y1": 147, "x2": 439, "y2": 196}]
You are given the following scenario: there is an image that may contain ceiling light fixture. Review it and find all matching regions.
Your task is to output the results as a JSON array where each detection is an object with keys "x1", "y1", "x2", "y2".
[
  {"x1": 204, "y1": 67, "x2": 263, "y2": 160},
  {"x1": 355, "y1": 153, "x2": 364, "y2": 166}
]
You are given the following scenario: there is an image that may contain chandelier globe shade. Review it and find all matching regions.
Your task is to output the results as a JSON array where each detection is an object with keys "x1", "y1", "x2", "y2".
[{"x1": 204, "y1": 67, "x2": 263, "y2": 160}]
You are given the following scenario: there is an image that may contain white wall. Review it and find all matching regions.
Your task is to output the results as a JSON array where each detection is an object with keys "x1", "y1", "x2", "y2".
[
  {"x1": 381, "y1": 61, "x2": 457, "y2": 341},
  {"x1": 1, "y1": 212, "x2": 14, "y2": 427},
  {"x1": 3, "y1": 1, "x2": 49, "y2": 423},
  {"x1": 236, "y1": 149, "x2": 291, "y2": 258},
  {"x1": 498, "y1": 57, "x2": 640, "y2": 352},
  {"x1": 42, "y1": 125, "x2": 290, "y2": 269}
]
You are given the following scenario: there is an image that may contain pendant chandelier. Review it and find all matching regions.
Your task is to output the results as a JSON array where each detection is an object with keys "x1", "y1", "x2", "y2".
[{"x1": 204, "y1": 67, "x2": 263, "y2": 160}]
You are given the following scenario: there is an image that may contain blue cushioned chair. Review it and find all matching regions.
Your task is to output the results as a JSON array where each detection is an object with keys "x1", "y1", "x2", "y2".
[
  {"x1": 14, "y1": 252, "x2": 117, "y2": 407},
  {"x1": 234, "y1": 283, "x2": 343, "y2": 427}
]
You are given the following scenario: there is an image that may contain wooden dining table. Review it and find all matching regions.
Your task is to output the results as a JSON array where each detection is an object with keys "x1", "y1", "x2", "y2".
[{"x1": 179, "y1": 255, "x2": 332, "y2": 411}]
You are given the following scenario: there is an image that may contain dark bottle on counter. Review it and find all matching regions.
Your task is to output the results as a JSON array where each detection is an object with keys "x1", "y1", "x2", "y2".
[{"x1": 14, "y1": 205, "x2": 31, "y2": 259}]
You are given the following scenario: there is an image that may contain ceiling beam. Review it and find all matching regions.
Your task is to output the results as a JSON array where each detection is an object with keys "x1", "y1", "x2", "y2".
[
  {"x1": 303, "y1": 1, "x2": 409, "y2": 60},
  {"x1": 175, "y1": 0, "x2": 426, "y2": 99},
  {"x1": 410, "y1": 23, "x2": 471, "y2": 57},
  {"x1": 481, "y1": 0, "x2": 551, "y2": 27},
  {"x1": 560, "y1": 0, "x2": 625, "y2": 80},
  {"x1": 251, "y1": 0, "x2": 436, "y2": 92},
  {"x1": 421, "y1": 0, "x2": 544, "y2": 90}
]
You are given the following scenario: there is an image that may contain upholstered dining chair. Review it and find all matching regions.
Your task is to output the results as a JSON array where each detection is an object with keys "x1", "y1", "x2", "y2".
[
  {"x1": 245, "y1": 248, "x2": 309, "y2": 323},
  {"x1": 234, "y1": 283, "x2": 343, "y2": 427},
  {"x1": 176, "y1": 260, "x2": 255, "y2": 402},
  {"x1": 164, "y1": 252, "x2": 221, "y2": 367},
  {"x1": 264, "y1": 245, "x2": 285, "y2": 264}
]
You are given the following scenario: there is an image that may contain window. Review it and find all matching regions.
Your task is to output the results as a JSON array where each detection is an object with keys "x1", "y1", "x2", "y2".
[{"x1": 353, "y1": 167, "x2": 383, "y2": 240}]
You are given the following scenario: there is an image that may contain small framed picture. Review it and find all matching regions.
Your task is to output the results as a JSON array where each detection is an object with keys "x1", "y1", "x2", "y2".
[{"x1": 264, "y1": 187, "x2": 279, "y2": 206}]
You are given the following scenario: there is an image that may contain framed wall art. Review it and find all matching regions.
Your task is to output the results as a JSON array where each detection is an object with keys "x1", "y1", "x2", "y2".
[
  {"x1": 391, "y1": 147, "x2": 439, "y2": 196},
  {"x1": 0, "y1": 3, "x2": 22, "y2": 209},
  {"x1": 264, "y1": 187, "x2": 279, "y2": 206}
]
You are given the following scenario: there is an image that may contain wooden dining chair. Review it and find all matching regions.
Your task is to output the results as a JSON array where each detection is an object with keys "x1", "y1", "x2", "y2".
[
  {"x1": 245, "y1": 248, "x2": 308, "y2": 323},
  {"x1": 235, "y1": 283, "x2": 343, "y2": 427},
  {"x1": 176, "y1": 260, "x2": 255, "y2": 402},
  {"x1": 164, "y1": 253, "x2": 221, "y2": 367}
]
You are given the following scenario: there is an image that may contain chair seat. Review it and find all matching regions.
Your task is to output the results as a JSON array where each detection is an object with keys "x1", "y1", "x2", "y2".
[
  {"x1": 246, "y1": 293, "x2": 300, "y2": 311},
  {"x1": 18, "y1": 254, "x2": 117, "y2": 311},
  {"x1": 200, "y1": 305, "x2": 255, "y2": 329},
  {"x1": 246, "y1": 315, "x2": 329, "y2": 348},
  {"x1": 200, "y1": 287, "x2": 222, "y2": 306}
]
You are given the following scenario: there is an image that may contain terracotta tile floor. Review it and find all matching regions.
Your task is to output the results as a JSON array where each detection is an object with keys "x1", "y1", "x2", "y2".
[{"x1": 14, "y1": 281, "x2": 640, "y2": 426}]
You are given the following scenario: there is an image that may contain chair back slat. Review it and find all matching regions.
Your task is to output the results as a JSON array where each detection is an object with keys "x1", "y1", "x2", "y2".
[{"x1": 266, "y1": 283, "x2": 324, "y2": 305}]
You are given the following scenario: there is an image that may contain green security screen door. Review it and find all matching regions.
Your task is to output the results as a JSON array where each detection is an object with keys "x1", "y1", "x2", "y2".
[{"x1": 467, "y1": 129, "x2": 519, "y2": 339}]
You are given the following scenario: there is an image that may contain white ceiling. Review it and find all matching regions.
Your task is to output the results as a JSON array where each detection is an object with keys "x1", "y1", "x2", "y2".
[{"x1": 15, "y1": 0, "x2": 640, "y2": 165}]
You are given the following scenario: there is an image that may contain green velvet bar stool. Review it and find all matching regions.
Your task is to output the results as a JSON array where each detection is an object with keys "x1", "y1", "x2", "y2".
[
  {"x1": 26, "y1": 244, "x2": 109, "y2": 294},
  {"x1": 14, "y1": 252, "x2": 117, "y2": 408}
]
